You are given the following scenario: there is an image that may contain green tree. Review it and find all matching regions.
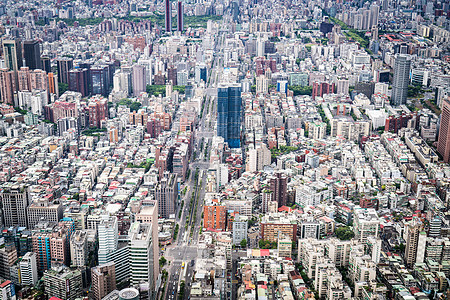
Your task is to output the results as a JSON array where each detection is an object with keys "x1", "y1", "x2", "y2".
[
  {"x1": 335, "y1": 226, "x2": 355, "y2": 240},
  {"x1": 289, "y1": 85, "x2": 313, "y2": 96},
  {"x1": 59, "y1": 82, "x2": 68, "y2": 95},
  {"x1": 159, "y1": 256, "x2": 167, "y2": 267},
  {"x1": 130, "y1": 101, "x2": 142, "y2": 112},
  {"x1": 259, "y1": 240, "x2": 277, "y2": 249},
  {"x1": 240, "y1": 239, "x2": 247, "y2": 248}
]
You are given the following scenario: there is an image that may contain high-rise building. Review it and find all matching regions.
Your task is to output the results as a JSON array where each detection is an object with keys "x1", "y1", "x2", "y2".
[
  {"x1": 30, "y1": 69, "x2": 48, "y2": 91},
  {"x1": 165, "y1": 0, "x2": 172, "y2": 32},
  {"x1": 0, "y1": 245, "x2": 17, "y2": 280},
  {"x1": 48, "y1": 72, "x2": 58, "y2": 95},
  {"x1": 68, "y1": 68, "x2": 89, "y2": 97},
  {"x1": 0, "y1": 69, "x2": 17, "y2": 104},
  {"x1": 167, "y1": 66, "x2": 177, "y2": 85},
  {"x1": 2, "y1": 39, "x2": 23, "y2": 73},
  {"x1": 246, "y1": 143, "x2": 271, "y2": 172},
  {"x1": 0, "y1": 280, "x2": 16, "y2": 300},
  {"x1": 353, "y1": 208, "x2": 379, "y2": 242},
  {"x1": 98, "y1": 215, "x2": 119, "y2": 265},
  {"x1": 70, "y1": 230, "x2": 88, "y2": 267},
  {"x1": 41, "y1": 56, "x2": 51, "y2": 73},
  {"x1": 177, "y1": 1, "x2": 183, "y2": 32},
  {"x1": 43, "y1": 267, "x2": 83, "y2": 300},
  {"x1": 88, "y1": 96, "x2": 108, "y2": 128},
  {"x1": 31, "y1": 219, "x2": 75, "y2": 272},
  {"x1": 391, "y1": 55, "x2": 411, "y2": 106},
  {"x1": 135, "y1": 200, "x2": 159, "y2": 283},
  {"x1": 132, "y1": 65, "x2": 146, "y2": 96},
  {"x1": 269, "y1": 172, "x2": 287, "y2": 207},
  {"x1": 155, "y1": 172, "x2": 178, "y2": 218},
  {"x1": 217, "y1": 83, "x2": 242, "y2": 148},
  {"x1": 91, "y1": 65, "x2": 109, "y2": 96},
  {"x1": 57, "y1": 58, "x2": 73, "y2": 84},
  {"x1": 232, "y1": 214, "x2": 248, "y2": 245},
  {"x1": 19, "y1": 252, "x2": 38, "y2": 286},
  {"x1": 128, "y1": 222, "x2": 155, "y2": 298},
  {"x1": 18, "y1": 66, "x2": 31, "y2": 91},
  {"x1": 195, "y1": 64, "x2": 207, "y2": 84},
  {"x1": 203, "y1": 204, "x2": 226, "y2": 231},
  {"x1": 256, "y1": 75, "x2": 269, "y2": 94},
  {"x1": 91, "y1": 262, "x2": 116, "y2": 300},
  {"x1": 27, "y1": 198, "x2": 63, "y2": 228},
  {"x1": 437, "y1": 98, "x2": 450, "y2": 162},
  {"x1": 404, "y1": 218, "x2": 426, "y2": 267},
  {"x1": 23, "y1": 40, "x2": 41, "y2": 70},
  {"x1": 0, "y1": 184, "x2": 30, "y2": 228}
]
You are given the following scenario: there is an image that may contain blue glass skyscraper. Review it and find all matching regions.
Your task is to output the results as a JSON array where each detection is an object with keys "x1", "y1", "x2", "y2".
[{"x1": 217, "y1": 84, "x2": 242, "y2": 148}]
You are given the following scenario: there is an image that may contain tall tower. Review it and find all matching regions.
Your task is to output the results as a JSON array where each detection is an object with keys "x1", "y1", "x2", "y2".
[
  {"x1": 132, "y1": 64, "x2": 146, "y2": 96},
  {"x1": 437, "y1": 98, "x2": 450, "y2": 162},
  {"x1": 57, "y1": 57, "x2": 74, "y2": 84},
  {"x1": 0, "y1": 184, "x2": 29, "y2": 228},
  {"x1": 391, "y1": 54, "x2": 411, "y2": 106},
  {"x1": 269, "y1": 172, "x2": 287, "y2": 207},
  {"x1": 165, "y1": 0, "x2": 172, "y2": 32},
  {"x1": 217, "y1": 83, "x2": 242, "y2": 148},
  {"x1": 2, "y1": 39, "x2": 23, "y2": 73},
  {"x1": 177, "y1": 1, "x2": 184, "y2": 32},
  {"x1": 404, "y1": 218, "x2": 426, "y2": 267},
  {"x1": 23, "y1": 40, "x2": 42, "y2": 70}
]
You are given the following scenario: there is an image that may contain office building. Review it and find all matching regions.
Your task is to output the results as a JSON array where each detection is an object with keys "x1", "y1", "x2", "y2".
[
  {"x1": 91, "y1": 66, "x2": 109, "y2": 96},
  {"x1": 195, "y1": 64, "x2": 207, "y2": 84},
  {"x1": 23, "y1": 40, "x2": 41, "y2": 70},
  {"x1": 98, "y1": 215, "x2": 119, "y2": 265},
  {"x1": 128, "y1": 222, "x2": 155, "y2": 298},
  {"x1": 404, "y1": 218, "x2": 426, "y2": 267},
  {"x1": 135, "y1": 200, "x2": 159, "y2": 283},
  {"x1": 97, "y1": 216, "x2": 129, "y2": 283},
  {"x1": 437, "y1": 99, "x2": 450, "y2": 162},
  {"x1": 70, "y1": 230, "x2": 88, "y2": 267},
  {"x1": 68, "y1": 68, "x2": 89, "y2": 97},
  {"x1": 217, "y1": 83, "x2": 242, "y2": 148},
  {"x1": 165, "y1": 0, "x2": 172, "y2": 32},
  {"x1": 269, "y1": 172, "x2": 287, "y2": 207},
  {"x1": 155, "y1": 172, "x2": 178, "y2": 218},
  {"x1": 57, "y1": 58, "x2": 73, "y2": 84},
  {"x1": 132, "y1": 65, "x2": 146, "y2": 96},
  {"x1": 177, "y1": 1, "x2": 183, "y2": 32},
  {"x1": 91, "y1": 262, "x2": 117, "y2": 300},
  {"x1": 43, "y1": 267, "x2": 83, "y2": 300},
  {"x1": 391, "y1": 55, "x2": 411, "y2": 106},
  {"x1": 41, "y1": 56, "x2": 51, "y2": 73},
  {"x1": 27, "y1": 198, "x2": 63, "y2": 228},
  {"x1": 19, "y1": 252, "x2": 38, "y2": 286},
  {"x1": 2, "y1": 39, "x2": 23, "y2": 73},
  {"x1": 0, "y1": 184, "x2": 29, "y2": 228}
]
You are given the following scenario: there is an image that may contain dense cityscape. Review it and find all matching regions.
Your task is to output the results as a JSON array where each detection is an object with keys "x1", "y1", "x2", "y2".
[{"x1": 0, "y1": 0, "x2": 449, "y2": 299}]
